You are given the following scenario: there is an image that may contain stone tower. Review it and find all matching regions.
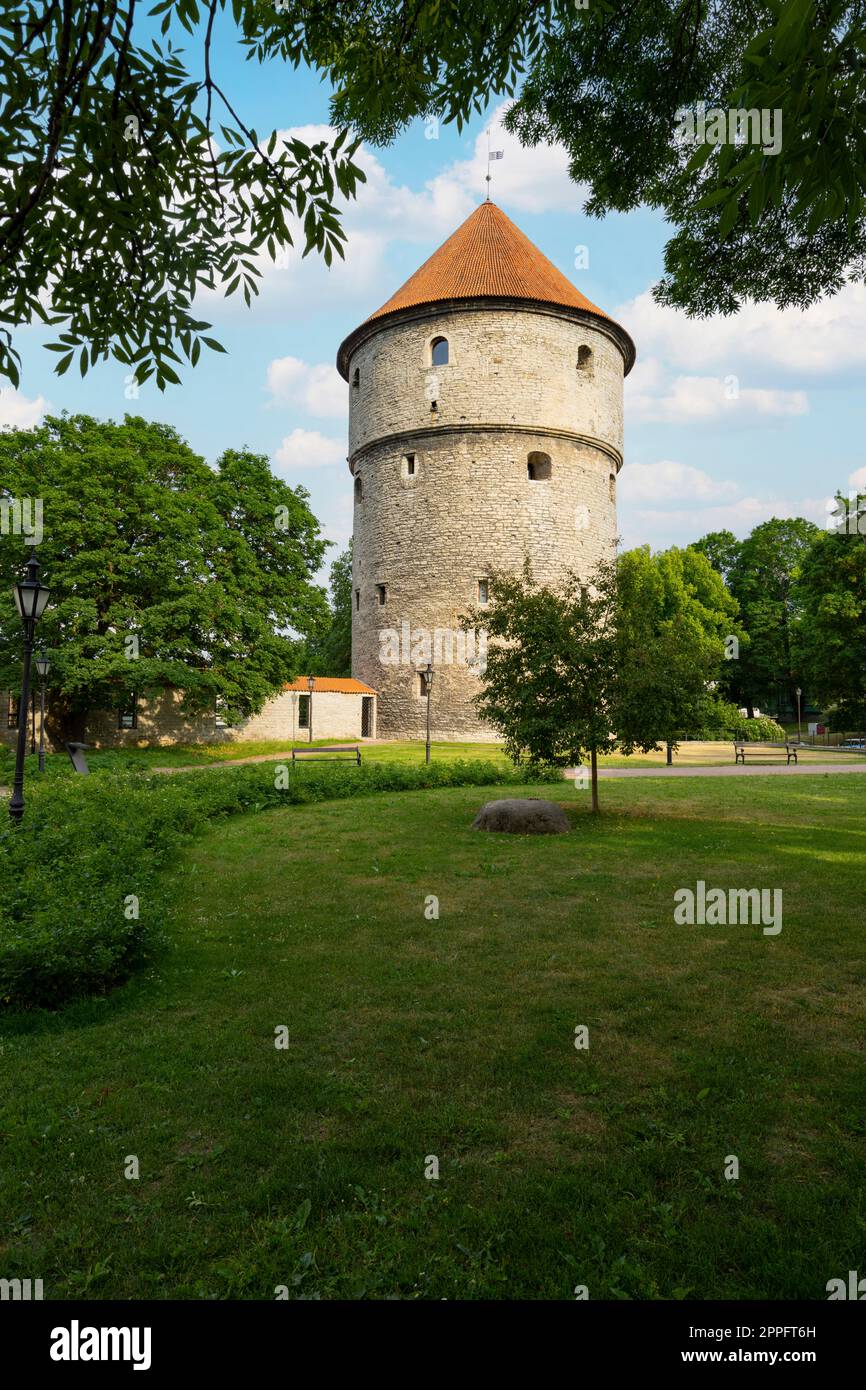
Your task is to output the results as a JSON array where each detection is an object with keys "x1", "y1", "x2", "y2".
[{"x1": 336, "y1": 202, "x2": 635, "y2": 740}]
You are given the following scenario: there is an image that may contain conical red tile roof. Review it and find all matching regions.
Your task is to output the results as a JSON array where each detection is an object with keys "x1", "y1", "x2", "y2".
[{"x1": 338, "y1": 202, "x2": 634, "y2": 374}]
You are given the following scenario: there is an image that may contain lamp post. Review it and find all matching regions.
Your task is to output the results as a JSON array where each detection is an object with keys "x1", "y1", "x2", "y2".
[
  {"x1": 796, "y1": 686, "x2": 802, "y2": 745},
  {"x1": 8, "y1": 551, "x2": 50, "y2": 822},
  {"x1": 35, "y1": 651, "x2": 51, "y2": 772},
  {"x1": 307, "y1": 674, "x2": 314, "y2": 744},
  {"x1": 423, "y1": 663, "x2": 434, "y2": 764}
]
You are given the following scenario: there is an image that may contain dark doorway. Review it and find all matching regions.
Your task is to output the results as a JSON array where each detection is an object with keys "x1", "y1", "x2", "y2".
[{"x1": 361, "y1": 697, "x2": 373, "y2": 738}]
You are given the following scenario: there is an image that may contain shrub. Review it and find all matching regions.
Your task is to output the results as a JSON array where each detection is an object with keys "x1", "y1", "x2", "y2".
[
  {"x1": 0, "y1": 758, "x2": 560, "y2": 1010},
  {"x1": 689, "y1": 700, "x2": 786, "y2": 743}
]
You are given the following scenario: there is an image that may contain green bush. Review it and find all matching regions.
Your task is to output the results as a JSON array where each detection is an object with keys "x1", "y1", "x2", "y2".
[
  {"x1": 0, "y1": 758, "x2": 561, "y2": 1010},
  {"x1": 688, "y1": 700, "x2": 786, "y2": 743}
]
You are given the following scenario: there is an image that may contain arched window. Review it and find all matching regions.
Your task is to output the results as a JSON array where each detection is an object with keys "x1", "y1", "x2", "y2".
[
  {"x1": 609, "y1": 473, "x2": 616, "y2": 502},
  {"x1": 577, "y1": 345, "x2": 593, "y2": 372},
  {"x1": 527, "y1": 451, "x2": 552, "y2": 481},
  {"x1": 352, "y1": 367, "x2": 360, "y2": 389},
  {"x1": 354, "y1": 474, "x2": 362, "y2": 501},
  {"x1": 430, "y1": 336, "x2": 449, "y2": 367}
]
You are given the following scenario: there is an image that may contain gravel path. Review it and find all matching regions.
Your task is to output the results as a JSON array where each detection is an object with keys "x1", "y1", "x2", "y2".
[{"x1": 569, "y1": 761, "x2": 866, "y2": 780}]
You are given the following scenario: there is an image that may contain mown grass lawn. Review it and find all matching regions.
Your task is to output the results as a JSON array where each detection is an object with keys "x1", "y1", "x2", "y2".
[
  {"x1": 2, "y1": 735, "x2": 860, "y2": 790},
  {"x1": 1, "y1": 773, "x2": 865, "y2": 1300}
]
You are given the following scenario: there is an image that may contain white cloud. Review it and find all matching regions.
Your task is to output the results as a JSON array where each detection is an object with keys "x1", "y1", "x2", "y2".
[
  {"x1": 198, "y1": 106, "x2": 586, "y2": 323},
  {"x1": 627, "y1": 363, "x2": 808, "y2": 424},
  {"x1": 0, "y1": 388, "x2": 50, "y2": 430},
  {"x1": 849, "y1": 466, "x2": 866, "y2": 490},
  {"x1": 618, "y1": 461, "x2": 739, "y2": 505},
  {"x1": 273, "y1": 428, "x2": 344, "y2": 473},
  {"x1": 266, "y1": 356, "x2": 347, "y2": 418},
  {"x1": 429, "y1": 102, "x2": 588, "y2": 215},
  {"x1": 618, "y1": 459, "x2": 832, "y2": 549},
  {"x1": 618, "y1": 281, "x2": 866, "y2": 379}
]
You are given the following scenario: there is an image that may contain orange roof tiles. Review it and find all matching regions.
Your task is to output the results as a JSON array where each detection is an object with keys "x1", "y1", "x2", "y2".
[
  {"x1": 284, "y1": 677, "x2": 377, "y2": 695},
  {"x1": 338, "y1": 202, "x2": 634, "y2": 374},
  {"x1": 369, "y1": 201, "x2": 611, "y2": 322}
]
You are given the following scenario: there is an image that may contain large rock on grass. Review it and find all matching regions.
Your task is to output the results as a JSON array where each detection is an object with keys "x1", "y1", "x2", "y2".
[{"x1": 471, "y1": 798, "x2": 570, "y2": 835}]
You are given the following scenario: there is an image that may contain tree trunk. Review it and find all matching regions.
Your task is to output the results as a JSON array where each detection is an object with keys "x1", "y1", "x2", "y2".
[{"x1": 590, "y1": 747, "x2": 599, "y2": 814}]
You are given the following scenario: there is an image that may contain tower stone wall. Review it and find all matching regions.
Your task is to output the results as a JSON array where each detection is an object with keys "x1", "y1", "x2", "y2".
[{"x1": 338, "y1": 205, "x2": 633, "y2": 741}]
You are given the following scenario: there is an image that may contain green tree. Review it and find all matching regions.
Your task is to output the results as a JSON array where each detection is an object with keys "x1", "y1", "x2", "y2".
[
  {"x1": 4, "y1": 0, "x2": 861, "y2": 389},
  {"x1": 0, "y1": 1, "x2": 366, "y2": 389},
  {"x1": 724, "y1": 518, "x2": 819, "y2": 716},
  {"x1": 0, "y1": 414, "x2": 329, "y2": 738},
  {"x1": 615, "y1": 545, "x2": 741, "y2": 751},
  {"x1": 305, "y1": 541, "x2": 352, "y2": 677},
  {"x1": 467, "y1": 561, "x2": 620, "y2": 812},
  {"x1": 690, "y1": 529, "x2": 741, "y2": 586},
  {"x1": 467, "y1": 548, "x2": 736, "y2": 810},
  {"x1": 327, "y1": 0, "x2": 866, "y2": 317},
  {"x1": 793, "y1": 517, "x2": 866, "y2": 725}
]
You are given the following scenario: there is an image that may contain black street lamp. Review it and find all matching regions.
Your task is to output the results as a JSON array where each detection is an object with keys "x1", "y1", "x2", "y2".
[
  {"x1": 422, "y1": 663, "x2": 434, "y2": 764},
  {"x1": 307, "y1": 674, "x2": 315, "y2": 744},
  {"x1": 9, "y1": 551, "x2": 50, "y2": 822},
  {"x1": 35, "y1": 650, "x2": 51, "y2": 773},
  {"x1": 796, "y1": 686, "x2": 803, "y2": 745}
]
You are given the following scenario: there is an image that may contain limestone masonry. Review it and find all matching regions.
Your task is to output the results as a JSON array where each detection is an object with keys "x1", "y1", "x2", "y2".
[{"x1": 337, "y1": 201, "x2": 636, "y2": 741}]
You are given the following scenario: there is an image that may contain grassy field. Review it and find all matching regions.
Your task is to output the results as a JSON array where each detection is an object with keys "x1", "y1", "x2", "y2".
[
  {"x1": 1, "y1": 772, "x2": 864, "y2": 1300},
  {"x1": 1, "y1": 735, "x2": 862, "y2": 789}
]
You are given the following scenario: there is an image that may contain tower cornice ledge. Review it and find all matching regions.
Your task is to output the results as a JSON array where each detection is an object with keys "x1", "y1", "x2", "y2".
[
  {"x1": 348, "y1": 422, "x2": 624, "y2": 473},
  {"x1": 337, "y1": 296, "x2": 635, "y2": 380}
]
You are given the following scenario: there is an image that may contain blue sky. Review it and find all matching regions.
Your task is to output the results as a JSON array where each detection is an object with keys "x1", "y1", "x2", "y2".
[{"x1": 4, "y1": 17, "x2": 865, "y2": 575}]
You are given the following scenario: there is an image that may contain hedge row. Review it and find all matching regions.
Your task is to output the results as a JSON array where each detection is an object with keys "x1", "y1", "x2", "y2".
[{"x1": 0, "y1": 759, "x2": 561, "y2": 1010}]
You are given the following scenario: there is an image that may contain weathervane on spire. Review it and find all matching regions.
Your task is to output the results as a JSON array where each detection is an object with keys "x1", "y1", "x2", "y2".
[{"x1": 485, "y1": 128, "x2": 504, "y2": 200}]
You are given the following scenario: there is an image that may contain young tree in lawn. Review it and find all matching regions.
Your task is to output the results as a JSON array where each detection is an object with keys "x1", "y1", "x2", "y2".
[
  {"x1": 0, "y1": 414, "x2": 329, "y2": 739},
  {"x1": 466, "y1": 562, "x2": 619, "y2": 812},
  {"x1": 467, "y1": 549, "x2": 737, "y2": 810}
]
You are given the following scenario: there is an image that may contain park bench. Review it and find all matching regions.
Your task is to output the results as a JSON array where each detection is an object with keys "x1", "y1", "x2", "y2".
[
  {"x1": 734, "y1": 741, "x2": 798, "y2": 765},
  {"x1": 291, "y1": 744, "x2": 361, "y2": 766}
]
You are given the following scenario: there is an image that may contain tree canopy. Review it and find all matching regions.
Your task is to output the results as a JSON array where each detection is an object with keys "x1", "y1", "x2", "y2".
[
  {"x1": 0, "y1": 413, "x2": 329, "y2": 735},
  {"x1": 0, "y1": 0, "x2": 365, "y2": 390},
  {"x1": 305, "y1": 541, "x2": 352, "y2": 677},
  {"x1": 326, "y1": 0, "x2": 866, "y2": 317},
  {"x1": 2, "y1": 0, "x2": 862, "y2": 390},
  {"x1": 793, "y1": 518, "x2": 866, "y2": 724},
  {"x1": 691, "y1": 518, "x2": 818, "y2": 716}
]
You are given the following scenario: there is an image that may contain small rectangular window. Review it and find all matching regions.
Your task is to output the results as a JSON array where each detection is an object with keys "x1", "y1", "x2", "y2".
[
  {"x1": 478, "y1": 579, "x2": 489, "y2": 605},
  {"x1": 298, "y1": 694, "x2": 310, "y2": 729},
  {"x1": 376, "y1": 584, "x2": 386, "y2": 606},
  {"x1": 355, "y1": 589, "x2": 360, "y2": 611},
  {"x1": 406, "y1": 454, "x2": 416, "y2": 476},
  {"x1": 119, "y1": 697, "x2": 138, "y2": 730}
]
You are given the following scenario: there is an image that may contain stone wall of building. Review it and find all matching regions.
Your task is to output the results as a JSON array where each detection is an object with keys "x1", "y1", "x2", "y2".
[
  {"x1": 347, "y1": 303, "x2": 625, "y2": 739},
  {"x1": 0, "y1": 688, "x2": 375, "y2": 750}
]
